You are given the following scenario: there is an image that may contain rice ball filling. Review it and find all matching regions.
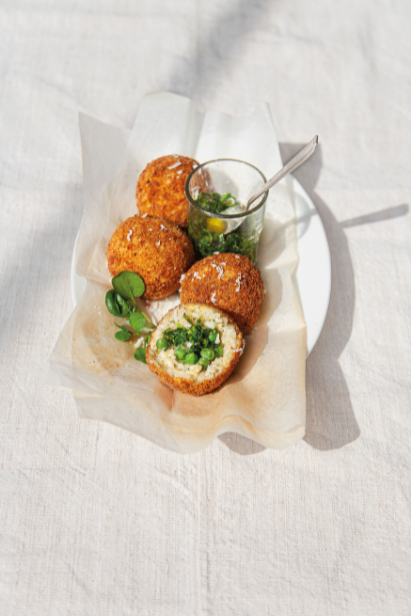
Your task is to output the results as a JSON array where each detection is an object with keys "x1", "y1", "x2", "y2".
[
  {"x1": 149, "y1": 305, "x2": 241, "y2": 384},
  {"x1": 155, "y1": 315, "x2": 224, "y2": 371}
]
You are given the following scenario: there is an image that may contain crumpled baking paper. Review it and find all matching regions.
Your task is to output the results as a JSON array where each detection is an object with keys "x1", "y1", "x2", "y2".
[{"x1": 47, "y1": 92, "x2": 306, "y2": 453}]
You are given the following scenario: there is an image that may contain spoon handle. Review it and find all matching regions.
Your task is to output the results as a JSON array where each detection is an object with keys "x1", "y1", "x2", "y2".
[{"x1": 247, "y1": 135, "x2": 319, "y2": 209}]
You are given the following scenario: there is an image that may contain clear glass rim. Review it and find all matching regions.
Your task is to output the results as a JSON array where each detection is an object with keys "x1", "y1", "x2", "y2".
[{"x1": 185, "y1": 158, "x2": 268, "y2": 220}]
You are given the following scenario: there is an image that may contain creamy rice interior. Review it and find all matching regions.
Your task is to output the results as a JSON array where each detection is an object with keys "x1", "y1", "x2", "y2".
[{"x1": 147, "y1": 304, "x2": 242, "y2": 384}]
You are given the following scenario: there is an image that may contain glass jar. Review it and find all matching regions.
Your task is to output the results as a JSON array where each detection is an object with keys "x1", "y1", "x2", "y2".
[{"x1": 185, "y1": 159, "x2": 268, "y2": 264}]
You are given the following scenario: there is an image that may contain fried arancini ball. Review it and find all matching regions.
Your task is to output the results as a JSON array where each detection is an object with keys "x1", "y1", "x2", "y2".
[
  {"x1": 180, "y1": 253, "x2": 265, "y2": 333},
  {"x1": 136, "y1": 154, "x2": 199, "y2": 227},
  {"x1": 107, "y1": 215, "x2": 195, "y2": 300},
  {"x1": 146, "y1": 303, "x2": 243, "y2": 396}
]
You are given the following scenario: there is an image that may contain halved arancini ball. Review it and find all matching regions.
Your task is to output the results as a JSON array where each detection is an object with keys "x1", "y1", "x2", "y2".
[
  {"x1": 146, "y1": 303, "x2": 243, "y2": 396},
  {"x1": 180, "y1": 253, "x2": 265, "y2": 333},
  {"x1": 106, "y1": 215, "x2": 195, "y2": 300},
  {"x1": 136, "y1": 154, "x2": 199, "y2": 227}
]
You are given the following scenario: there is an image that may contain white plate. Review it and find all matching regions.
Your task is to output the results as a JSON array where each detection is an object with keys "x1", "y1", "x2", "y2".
[
  {"x1": 70, "y1": 176, "x2": 331, "y2": 356},
  {"x1": 292, "y1": 177, "x2": 331, "y2": 354}
]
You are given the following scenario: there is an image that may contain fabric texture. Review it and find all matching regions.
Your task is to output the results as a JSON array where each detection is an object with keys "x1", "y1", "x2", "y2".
[{"x1": 0, "y1": 0, "x2": 410, "y2": 614}]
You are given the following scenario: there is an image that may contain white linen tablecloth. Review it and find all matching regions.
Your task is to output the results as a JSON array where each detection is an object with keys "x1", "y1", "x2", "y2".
[{"x1": 0, "y1": 1, "x2": 410, "y2": 614}]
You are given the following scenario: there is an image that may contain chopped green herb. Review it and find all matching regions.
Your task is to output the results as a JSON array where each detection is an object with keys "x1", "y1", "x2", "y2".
[
  {"x1": 196, "y1": 192, "x2": 239, "y2": 214},
  {"x1": 156, "y1": 319, "x2": 224, "y2": 370},
  {"x1": 189, "y1": 192, "x2": 259, "y2": 262}
]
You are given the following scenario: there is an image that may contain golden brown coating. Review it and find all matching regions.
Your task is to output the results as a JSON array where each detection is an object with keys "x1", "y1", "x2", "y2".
[
  {"x1": 107, "y1": 215, "x2": 195, "y2": 300},
  {"x1": 136, "y1": 154, "x2": 199, "y2": 227},
  {"x1": 145, "y1": 303, "x2": 243, "y2": 396},
  {"x1": 180, "y1": 253, "x2": 265, "y2": 333}
]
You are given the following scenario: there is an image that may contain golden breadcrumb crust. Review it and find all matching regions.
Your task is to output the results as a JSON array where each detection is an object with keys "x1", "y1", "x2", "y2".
[
  {"x1": 146, "y1": 303, "x2": 243, "y2": 396},
  {"x1": 136, "y1": 154, "x2": 199, "y2": 228},
  {"x1": 106, "y1": 215, "x2": 195, "y2": 300},
  {"x1": 180, "y1": 253, "x2": 265, "y2": 333}
]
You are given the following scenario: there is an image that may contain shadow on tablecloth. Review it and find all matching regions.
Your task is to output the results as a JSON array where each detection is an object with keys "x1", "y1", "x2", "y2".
[
  {"x1": 220, "y1": 142, "x2": 408, "y2": 454},
  {"x1": 289, "y1": 142, "x2": 361, "y2": 451}
]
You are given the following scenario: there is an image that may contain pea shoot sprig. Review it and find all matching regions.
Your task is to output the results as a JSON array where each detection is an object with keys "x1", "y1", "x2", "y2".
[{"x1": 104, "y1": 271, "x2": 154, "y2": 364}]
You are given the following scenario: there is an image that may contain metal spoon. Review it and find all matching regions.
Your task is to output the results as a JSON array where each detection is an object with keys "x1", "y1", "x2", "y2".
[{"x1": 221, "y1": 136, "x2": 319, "y2": 231}]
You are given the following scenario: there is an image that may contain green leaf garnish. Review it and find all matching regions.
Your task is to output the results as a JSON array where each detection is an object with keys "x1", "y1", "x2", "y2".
[
  {"x1": 115, "y1": 294, "x2": 131, "y2": 316},
  {"x1": 128, "y1": 312, "x2": 146, "y2": 334},
  {"x1": 134, "y1": 347, "x2": 147, "y2": 364},
  {"x1": 112, "y1": 271, "x2": 145, "y2": 301},
  {"x1": 114, "y1": 323, "x2": 132, "y2": 342},
  {"x1": 104, "y1": 272, "x2": 155, "y2": 365},
  {"x1": 105, "y1": 290, "x2": 130, "y2": 317}
]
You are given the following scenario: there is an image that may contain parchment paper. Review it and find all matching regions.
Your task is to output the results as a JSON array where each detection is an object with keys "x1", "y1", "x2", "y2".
[{"x1": 47, "y1": 92, "x2": 306, "y2": 453}]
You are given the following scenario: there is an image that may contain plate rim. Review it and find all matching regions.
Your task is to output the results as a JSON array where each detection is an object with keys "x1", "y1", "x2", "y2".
[{"x1": 292, "y1": 177, "x2": 332, "y2": 355}]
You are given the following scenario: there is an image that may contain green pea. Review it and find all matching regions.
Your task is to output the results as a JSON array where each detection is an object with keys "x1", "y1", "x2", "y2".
[
  {"x1": 214, "y1": 345, "x2": 224, "y2": 357},
  {"x1": 208, "y1": 329, "x2": 218, "y2": 343},
  {"x1": 201, "y1": 348, "x2": 215, "y2": 360},
  {"x1": 199, "y1": 357, "x2": 209, "y2": 370},
  {"x1": 175, "y1": 346, "x2": 187, "y2": 360},
  {"x1": 184, "y1": 352, "x2": 199, "y2": 365},
  {"x1": 156, "y1": 337, "x2": 169, "y2": 351}
]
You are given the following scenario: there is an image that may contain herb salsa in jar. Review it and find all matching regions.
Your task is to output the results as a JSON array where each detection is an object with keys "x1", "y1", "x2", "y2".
[
  {"x1": 188, "y1": 192, "x2": 260, "y2": 262},
  {"x1": 185, "y1": 159, "x2": 268, "y2": 264}
]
